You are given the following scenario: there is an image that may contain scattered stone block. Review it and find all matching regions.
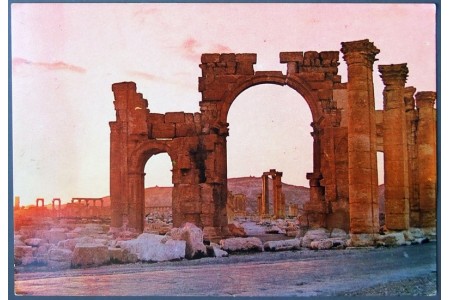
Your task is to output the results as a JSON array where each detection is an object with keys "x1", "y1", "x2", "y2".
[
  {"x1": 310, "y1": 239, "x2": 334, "y2": 250},
  {"x1": 349, "y1": 233, "x2": 379, "y2": 247},
  {"x1": 219, "y1": 237, "x2": 263, "y2": 253},
  {"x1": 330, "y1": 228, "x2": 348, "y2": 239},
  {"x1": 24, "y1": 238, "x2": 46, "y2": 247},
  {"x1": 301, "y1": 228, "x2": 330, "y2": 248},
  {"x1": 44, "y1": 228, "x2": 67, "y2": 245},
  {"x1": 48, "y1": 248, "x2": 73, "y2": 270},
  {"x1": 377, "y1": 232, "x2": 406, "y2": 246},
  {"x1": 167, "y1": 223, "x2": 207, "y2": 259},
  {"x1": 206, "y1": 244, "x2": 229, "y2": 258},
  {"x1": 228, "y1": 222, "x2": 247, "y2": 237},
  {"x1": 14, "y1": 246, "x2": 33, "y2": 265},
  {"x1": 118, "y1": 233, "x2": 186, "y2": 262},
  {"x1": 264, "y1": 238, "x2": 302, "y2": 252},
  {"x1": 71, "y1": 243, "x2": 110, "y2": 268},
  {"x1": 108, "y1": 247, "x2": 138, "y2": 264}
]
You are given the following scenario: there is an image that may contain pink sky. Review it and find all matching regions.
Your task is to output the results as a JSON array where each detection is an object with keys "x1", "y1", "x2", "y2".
[{"x1": 11, "y1": 3, "x2": 437, "y2": 206}]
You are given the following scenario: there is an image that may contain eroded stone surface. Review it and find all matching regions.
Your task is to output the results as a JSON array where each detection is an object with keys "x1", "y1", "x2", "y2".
[
  {"x1": 166, "y1": 223, "x2": 207, "y2": 259},
  {"x1": 263, "y1": 238, "x2": 302, "y2": 252},
  {"x1": 118, "y1": 233, "x2": 186, "y2": 262},
  {"x1": 219, "y1": 237, "x2": 263, "y2": 252}
]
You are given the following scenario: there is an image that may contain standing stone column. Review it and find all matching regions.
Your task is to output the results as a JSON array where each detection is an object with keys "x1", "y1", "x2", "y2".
[
  {"x1": 379, "y1": 63, "x2": 410, "y2": 230},
  {"x1": 404, "y1": 87, "x2": 420, "y2": 227},
  {"x1": 273, "y1": 172, "x2": 284, "y2": 219},
  {"x1": 272, "y1": 174, "x2": 278, "y2": 218},
  {"x1": 261, "y1": 175, "x2": 269, "y2": 216},
  {"x1": 341, "y1": 39, "x2": 380, "y2": 234},
  {"x1": 415, "y1": 91, "x2": 437, "y2": 228}
]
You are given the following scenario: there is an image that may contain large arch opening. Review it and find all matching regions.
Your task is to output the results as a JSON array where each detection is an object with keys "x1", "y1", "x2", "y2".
[
  {"x1": 143, "y1": 153, "x2": 174, "y2": 234},
  {"x1": 226, "y1": 84, "x2": 313, "y2": 220}
]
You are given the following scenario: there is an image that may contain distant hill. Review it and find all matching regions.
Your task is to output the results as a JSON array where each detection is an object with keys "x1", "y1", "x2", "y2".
[
  {"x1": 101, "y1": 179, "x2": 385, "y2": 214},
  {"x1": 101, "y1": 177, "x2": 310, "y2": 211}
]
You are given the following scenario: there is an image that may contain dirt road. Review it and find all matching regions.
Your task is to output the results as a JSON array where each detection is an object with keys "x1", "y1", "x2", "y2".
[{"x1": 14, "y1": 242, "x2": 437, "y2": 297}]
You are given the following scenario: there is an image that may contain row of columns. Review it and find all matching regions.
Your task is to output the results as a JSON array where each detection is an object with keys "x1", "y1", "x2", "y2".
[
  {"x1": 259, "y1": 169, "x2": 285, "y2": 219},
  {"x1": 379, "y1": 65, "x2": 437, "y2": 230},
  {"x1": 342, "y1": 39, "x2": 436, "y2": 234}
]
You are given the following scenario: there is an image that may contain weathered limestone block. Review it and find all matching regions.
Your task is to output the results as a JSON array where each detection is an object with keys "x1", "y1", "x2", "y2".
[
  {"x1": 297, "y1": 72, "x2": 325, "y2": 82},
  {"x1": 44, "y1": 228, "x2": 68, "y2": 244},
  {"x1": 83, "y1": 223, "x2": 106, "y2": 235},
  {"x1": 24, "y1": 238, "x2": 46, "y2": 247},
  {"x1": 66, "y1": 232, "x2": 81, "y2": 239},
  {"x1": 348, "y1": 233, "x2": 379, "y2": 247},
  {"x1": 265, "y1": 225, "x2": 285, "y2": 234},
  {"x1": 422, "y1": 227, "x2": 436, "y2": 241},
  {"x1": 228, "y1": 222, "x2": 247, "y2": 237},
  {"x1": 148, "y1": 113, "x2": 165, "y2": 124},
  {"x1": 176, "y1": 123, "x2": 195, "y2": 137},
  {"x1": 201, "y1": 53, "x2": 220, "y2": 63},
  {"x1": 14, "y1": 246, "x2": 34, "y2": 265},
  {"x1": 57, "y1": 236, "x2": 95, "y2": 251},
  {"x1": 71, "y1": 243, "x2": 110, "y2": 268},
  {"x1": 165, "y1": 112, "x2": 186, "y2": 123},
  {"x1": 219, "y1": 237, "x2": 263, "y2": 252},
  {"x1": 118, "y1": 233, "x2": 186, "y2": 262},
  {"x1": 236, "y1": 62, "x2": 255, "y2": 75},
  {"x1": 301, "y1": 228, "x2": 330, "y2": 248},
  {"x1": 167, "y1": 223, "x2": 207, "y2": 259},
  {"x1": 310, "y1": 240, "x2": 334, "y2": 250},
  {"x1": 19, "y1": 226, "x2": 36, "y2": 240},
  {"x1": 330, "y1": 228, "x2": 348, "y2": 239},
  {"x1": 280, "y1": 52, "x2": 303, "y2": 63},
  {"x1": 263, "y1": 238, "x2": 302, "y2": 252},
  {"x1": 206, "y1": 244, "x2": 229, "y2": 258},
  {"x1": 376, "y1": 232, "x2": 406, "y2": 247},
  {"x1": 152, "y1": 123, "x2": 175, "y2": 139},
  {"x1": 48, "y1": 248, "x2": 73, "y2": 270},
  {"x1": 108, "y1": 247, "x2": 138, "y2": 264}
]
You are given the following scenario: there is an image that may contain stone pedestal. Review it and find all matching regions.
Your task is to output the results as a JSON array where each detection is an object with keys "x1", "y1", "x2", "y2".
[{"x1": 379, "y1": 63, "x2": 410, "y2": 230}]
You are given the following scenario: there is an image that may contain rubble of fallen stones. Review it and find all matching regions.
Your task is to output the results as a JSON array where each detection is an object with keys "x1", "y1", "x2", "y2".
[{"x1": 14, "y1": 217, "x2": 434, "y2": 273}]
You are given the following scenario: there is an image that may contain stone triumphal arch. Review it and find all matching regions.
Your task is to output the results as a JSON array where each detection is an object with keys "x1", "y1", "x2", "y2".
[{"x1": 109, "y1": 39, "x2": 437, "y2": 242}]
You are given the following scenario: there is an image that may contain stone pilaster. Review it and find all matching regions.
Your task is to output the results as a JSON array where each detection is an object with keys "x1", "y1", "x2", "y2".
[
  {"x1": 415, "y1": 91, "x2": 437, "y2": 228},
  {"x1": 127, "y1": 172, "x2": 145, "y2": 232},
  {"x1": 379, "y1": 63, "x2": 410, "y2": 230},
  {"x1": 341, "y1": 39, "x2": 380, "y2": 234}
]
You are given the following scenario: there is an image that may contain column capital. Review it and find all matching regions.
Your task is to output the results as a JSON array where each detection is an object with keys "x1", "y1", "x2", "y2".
[
  {"x1": 416, "y1": 91, "x2": 437, "y2": 108},
  {"x1": 341, "y1": 39, "x2": 380, "y2": 65},
  {"x1": 378, "y1": 63, "x2": 409, "y2": 88}
]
